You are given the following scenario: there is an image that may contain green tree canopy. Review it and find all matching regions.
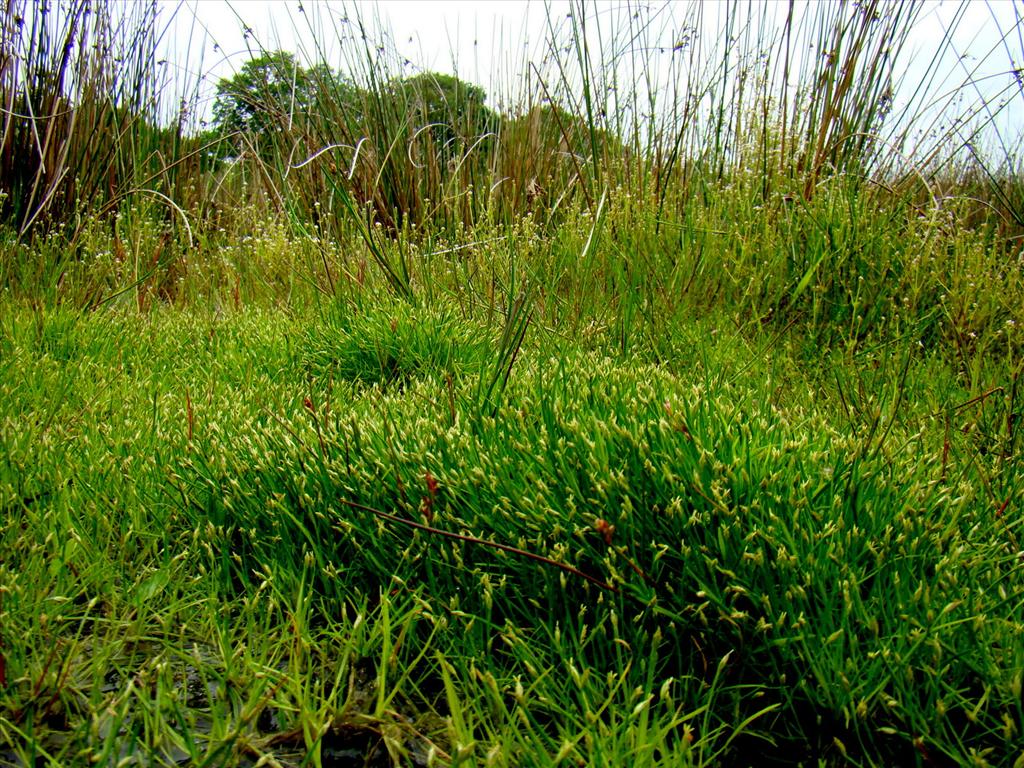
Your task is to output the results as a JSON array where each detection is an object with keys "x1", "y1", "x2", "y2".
[
  {"x1": 396, "y1": 72, "x2": 499, "y2": 154},
  {"x1": 401, "y1": 73, "x2": 494, "y2": 129},
  {"x1": 211, "y1": 51, "x2": 362, "y2": 162},
  {"x1": 212, "y1": 51, "x2": 311, "y2": 137}
]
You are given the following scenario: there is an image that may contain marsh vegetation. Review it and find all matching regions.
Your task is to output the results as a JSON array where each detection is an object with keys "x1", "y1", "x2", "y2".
[{"x1": 1, "y1": 1, "x2": 1022, "y2": 765}]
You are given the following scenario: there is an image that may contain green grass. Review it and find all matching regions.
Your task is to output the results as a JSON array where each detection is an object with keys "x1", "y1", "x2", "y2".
[
  {"x1": 2, "y1": 0, "x2": 1023, "y2": 764},
  {"x1": 0, "y1": 292, "x2": 1020, "y2": 766}
]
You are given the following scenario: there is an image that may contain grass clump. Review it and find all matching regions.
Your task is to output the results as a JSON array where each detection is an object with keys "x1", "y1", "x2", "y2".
[{"x1": 301, "y1": 298, "x2": 490, "y2": 388}]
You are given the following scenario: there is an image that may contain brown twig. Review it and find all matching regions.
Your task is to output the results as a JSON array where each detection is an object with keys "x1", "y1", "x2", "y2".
[{"x1": 337, "y1": 498, "x2": 617, "y2": 593}]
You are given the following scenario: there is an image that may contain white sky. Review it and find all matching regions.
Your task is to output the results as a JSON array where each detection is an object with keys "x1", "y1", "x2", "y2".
[
  {"x1": 158, "y1": 0, "x2": 567, "y2": 109},
  {"x1": 155, "y1": 0, "x2": 1022, "y2": 155}
]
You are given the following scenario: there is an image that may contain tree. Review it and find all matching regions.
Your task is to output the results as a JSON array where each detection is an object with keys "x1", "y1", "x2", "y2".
[
  {"x1": 397, "y1": 72, "x2": 498, "y2": 156},
  {"x1": 212, "y1": 51, "x2": 364, "y2": 154},
  {"x1": 212, "y1": 51, "x2": 315, "y2": 139}
]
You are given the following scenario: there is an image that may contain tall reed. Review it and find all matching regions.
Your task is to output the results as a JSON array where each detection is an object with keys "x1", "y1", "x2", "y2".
[{"x1": 0, "y1": 0, "x2": 205, "y2": 243}]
